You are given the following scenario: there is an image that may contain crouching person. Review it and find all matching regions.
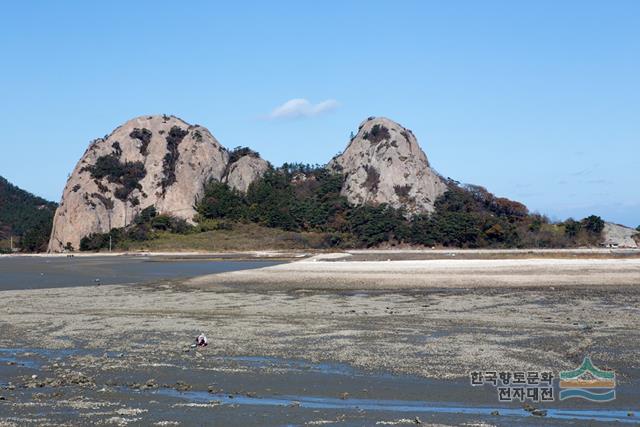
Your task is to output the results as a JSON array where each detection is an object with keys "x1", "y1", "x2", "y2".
[{"x1": 196, "y1": 333, "x2": 208, "y2": 347}]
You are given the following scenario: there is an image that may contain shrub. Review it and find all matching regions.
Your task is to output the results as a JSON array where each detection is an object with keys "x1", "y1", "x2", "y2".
[
  {"x1": 83, "y1": 153, "x2": 121, "y2": 179},
  {"x1": 79, "y1": 207, "x2": 192, "y2": 251},
  {"x1": 581, "y1": 215, "x2": 605, "y2": 234},
  {"x1": 80, "y1": 228, "x2": 122, "y2": 251},
  {"x1": 150, "y1": 214, "x2": 191, "y2": 234},
  {"x1": 192, "y1": 129, "x2": 203, "y2": 142},
  {"x1": 195, "y1": 218, "x2": 234, "y2": 232},
  {"x1": 363, "y1": 124, "x2": 390, "y2": 144},
  {"x1": 228, "y1": 146, "x2": 259, "y2": 164},
  {"x1": 363, "y1": 165, "x2": 380, "y2": 193},
  {"x1": 82, "y1": 149, "x2": 146, "y2": 202},
  {"x1": 394, "y1": 184, "x2": 412, "y2": 201},
  {"x1": 196, "y1": 180, "x2": 245, "y2": 220},
  {"x1": 564, "y1": 219, "x2": 581, "y2": 237},
  {"x1": 161, "y1": 126, "x2": 189, "y2": 192},
  {"x1": 111, "y1": 141, "x2": 122, "y2": 156},
  {"x1": 134, "y1": 206, "x2": 157, "y2": 224},
  {"x1": 130, "y1": 128, "x2": 152, "y2": 156}
]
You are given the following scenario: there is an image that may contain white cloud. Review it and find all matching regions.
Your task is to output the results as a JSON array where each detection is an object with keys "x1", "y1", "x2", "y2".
[{"x1": 267, "y1": 98, "x2": 339, "y2": 120}]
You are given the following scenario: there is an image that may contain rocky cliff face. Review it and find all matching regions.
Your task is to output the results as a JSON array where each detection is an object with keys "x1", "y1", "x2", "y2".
[
  {"x1": 329, "y1": 117, "x2": 447, "y2": 214},
  {"x1": 602, "y1": 222, "x2": 639, "y2": 248},
  {"x1": 224, "y1": 151, "x2": 270, "y2": 193},
  {"x1": 48, "y1": 115, "x2": 267, "y2": 252}
]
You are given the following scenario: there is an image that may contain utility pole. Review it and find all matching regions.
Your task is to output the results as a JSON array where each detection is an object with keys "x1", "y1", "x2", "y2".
[{"x1": 108, "y1": 208, "x2": 112, "y2": 253}]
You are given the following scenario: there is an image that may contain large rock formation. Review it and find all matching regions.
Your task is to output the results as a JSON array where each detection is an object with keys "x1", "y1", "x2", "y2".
[
  {"x1": 329, "y1": 117, "x2": 446, "y2": 214},
  {"x1": 48, "y1": 115, "x2": 268, "y2": 252},
  {"x1": 224, "y1": 149, "x2": 270, "y2": 193},
  {"x1": 602, "y1": 222, "x2": 639, "y2": 248}
]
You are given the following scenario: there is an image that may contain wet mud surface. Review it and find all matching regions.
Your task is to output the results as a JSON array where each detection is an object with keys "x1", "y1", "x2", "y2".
[
  {"x1": 0, "y1": 256, "x2": 284, "y2": 290},
  {"x1": 1, "y1": 345, "x2": 638, "y2": 426}
]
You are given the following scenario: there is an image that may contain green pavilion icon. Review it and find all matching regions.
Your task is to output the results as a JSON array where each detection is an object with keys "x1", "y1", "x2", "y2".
[{"x1": 559, "y1": 357, "x2": 616, "y2": 401}]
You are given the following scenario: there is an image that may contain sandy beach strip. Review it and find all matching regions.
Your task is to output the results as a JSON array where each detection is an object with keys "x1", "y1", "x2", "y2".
[{"x1": 188, "y1": 254, "x2": 640, "y2": 289}]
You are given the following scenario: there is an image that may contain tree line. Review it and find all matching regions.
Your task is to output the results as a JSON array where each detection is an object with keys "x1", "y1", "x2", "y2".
[
  {"x1": 193, "y1": 164, "x2": 605, "y2": 249},
  {"x1": 77, "y1": 163, "x2": 608, "y2": 251}
]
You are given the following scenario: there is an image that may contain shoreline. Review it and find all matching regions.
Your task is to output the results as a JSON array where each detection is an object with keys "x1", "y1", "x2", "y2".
[
  {"x1": 2, "y1": 246, "x2": 638, "y2": 260},
  {"x1": 0, "y1": 250, "x2": 310, "y2": 259}
]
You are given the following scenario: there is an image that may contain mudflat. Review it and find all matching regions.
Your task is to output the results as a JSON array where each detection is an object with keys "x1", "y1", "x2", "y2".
[
  {"x1": 0, "y1": 251, "x2": 639, "y2": 426},
  {"x1": 0, "y1": 255, "x2": 285, "y2": 291}
]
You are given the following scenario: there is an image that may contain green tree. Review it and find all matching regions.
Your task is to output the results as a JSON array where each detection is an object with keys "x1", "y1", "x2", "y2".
[
  {"x1": 246, "y1": 170, "x2": 298, "y2": 230},
  {"x1": 134, "y1": 206, "x2": 157, "y2": 224},
  {"x1": 347, "y1": 204, "x2": 408, "y2": 247},
  {"x1": 581, "y1": 215, "x2": 605, "y2": 234},
  {"x1": 564, "y1": 218, "x2": 582, "y2": 237},
  {"x1": 410, "y1": 214, "x2": 436, "y2": 246},
  {"x1": 196, "y1": 180, "x2": 245, "y2": 220},
  {"x1": 0, "y1": 175, "x2": 57, "y2": 252}
]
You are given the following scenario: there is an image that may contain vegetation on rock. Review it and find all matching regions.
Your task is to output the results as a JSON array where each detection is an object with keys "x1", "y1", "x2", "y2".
[
  {"x1": 129, "y1": 128, "x2": 152, "y2": 156},
  {"x1": 228, "y1": 146, "x2": 260, "y2": 164},
  {"x1": 82, "y1": 152, "x2": 146, "y2": 203},
  {"x1": 160, "y1": 126, "x2": 189, "y2": 192},
  {"x1": 363, "y1": 124, "x2": 391, "y2": 144},
  {"x1": 79, "y1": 205, "x2": 190, "y2": 251},
  {"x1": 363, "y1": 165, "x2": 380, "y2": 193}
]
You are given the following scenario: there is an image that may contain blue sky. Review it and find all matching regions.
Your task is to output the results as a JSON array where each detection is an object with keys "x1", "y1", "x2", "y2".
[{"x1": 1, "y1": 1, "x2": 638, "y2": 226}]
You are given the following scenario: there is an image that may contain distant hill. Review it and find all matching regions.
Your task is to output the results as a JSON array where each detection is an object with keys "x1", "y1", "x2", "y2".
[{"x1": 0, "y1": 176, "x2": 57, "y2": 252}]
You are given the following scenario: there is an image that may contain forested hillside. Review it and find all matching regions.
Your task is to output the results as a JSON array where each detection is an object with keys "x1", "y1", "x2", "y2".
[{"x1": 0, "y1": 176, "x2": 57, "y2": 252}]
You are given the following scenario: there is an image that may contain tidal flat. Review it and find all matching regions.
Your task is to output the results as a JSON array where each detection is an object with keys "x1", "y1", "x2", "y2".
[{"x1": 0, "y1": 252, "x2": 639, "y2": 426}]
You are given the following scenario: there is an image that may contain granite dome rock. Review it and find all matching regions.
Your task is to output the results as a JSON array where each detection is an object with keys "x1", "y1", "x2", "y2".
[
  {"x1": 48, "y1": 115, "x2": 268, "y2": 252},
  {"x1": 329, "y1": 117, "x2": 447, "y2": 214}
]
